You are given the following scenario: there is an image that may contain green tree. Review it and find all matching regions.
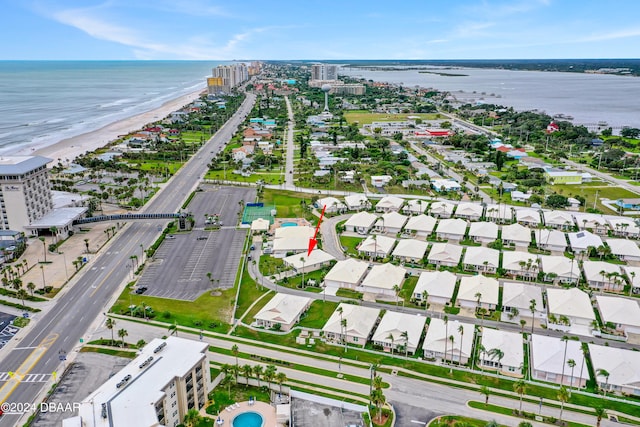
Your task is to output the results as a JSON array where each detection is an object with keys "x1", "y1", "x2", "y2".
[
  {"x1": 106, "y1": 318, "x2": 116, "y2": 345},
  {"x1": 594, "y1": 406, "x2": 607, "y2": 427},
  {"x1": 117, "y1": 328, "x2": 128, "y2": 348},
  {"x1": 480, "y1": 385, "x2": 491, "y2": 405},
  {"x1": 242, "y1": 364, "x2": 253, "y2": 387},
  {"x1": 513, "y1": 380, "x2": 527, "y2": 413},
  {"x1": 183, "y1": 408, "x2": 202, "y2": 427},
  {"x1": 557, "y1": 385, "x2": 570, "y2": 423},
  {"x1": 546, "y1": 194, "x2": 569, "y2": 209},
  {"x1": 276, "y1": 372, "x2": 287, "y2": 393}
]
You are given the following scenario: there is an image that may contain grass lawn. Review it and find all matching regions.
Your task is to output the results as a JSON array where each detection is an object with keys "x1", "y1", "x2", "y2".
[
  {"x1": 206, "y1": 384, "x2": 270, "y2": 415},
  {"x1": 205, "y1": 169, "x2": 283, "y2": 185},
  {"x1": 467, "y1": 401, "x2": 592, "y2": 427},
  {"x1": 401, "y1": 276, "x2": 419, "y2": 305},
  {"x1": 110, "y1": 283, "x2": 233, "y2": 333},
  {"x1": 241, "y1": 290, "x2": 273, "y2": 323},
  {"x1": 298, "y1": 300, "x2": 338, "y2": 329},
  {"x1": 344, "y1": 111, "x2": 441, "y2": 125},
  {"x1": 340, "y1": 235, "x2": 362, "y2": 256},
  {"x1": 549, "y1": 184, "x2": 640, "y2": 212},
  {"x1": 261, "y1": 189, "x2": 316, "y2": 220},
  {"x1": 235, "y1": 268, "x2": 270, "y2": 320},
  {"x1": 335, "y1": 288, "x2": 363, "y2": 299},
  {"x1": 430, "y1": 415, "x2": 507, "y2": 427},
  {"x1": 136, "y1": 160, "x2": 184, "y2": 175},
  {"x1": 79, "y1": 347, "x2": 137, "y2": 359}
]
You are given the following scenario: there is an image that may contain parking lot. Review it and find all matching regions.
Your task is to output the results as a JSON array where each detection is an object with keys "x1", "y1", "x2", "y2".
[
  {"x1": 190, "y1": 185, "x2": 256, "y2": 228},
  {"x1": 393, "y1": 401, "x2": 440, "y2": 427},
  {"x1": 0, "y1": 312, "x2": 18, "y2": 350}
]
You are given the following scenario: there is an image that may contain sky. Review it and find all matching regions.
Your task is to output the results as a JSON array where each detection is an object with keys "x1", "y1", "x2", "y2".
[{"x1": 2, "y1": 0, "x2": 640, "y2": 60}]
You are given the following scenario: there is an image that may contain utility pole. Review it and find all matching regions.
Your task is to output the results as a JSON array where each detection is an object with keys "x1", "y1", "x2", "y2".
[{"x1": 593, "y1": 190, "x2": 599, "y2": 210}]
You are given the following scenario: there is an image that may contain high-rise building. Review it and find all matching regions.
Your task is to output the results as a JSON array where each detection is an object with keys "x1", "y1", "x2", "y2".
[
  {"x1": 0, "y1": 156, "x2": 53, "y2": 232},
  {"x1": 311, "y1": 64, "x2": 338, "y2": 81},
  {"x1": 208, "y1": 63, "x2": 249, "y2": 94},
  {"x1": 67, "y1": 337, "x2": 211, "y2": 427}
]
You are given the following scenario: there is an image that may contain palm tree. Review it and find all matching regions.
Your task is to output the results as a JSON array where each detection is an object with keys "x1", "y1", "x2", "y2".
[
  {"x1": 560, "y1": 335, "x2": 569, "y2": 384},
  {"x1": 443, "y1": 315, "x2": 449, "y2": 363},
  {"x1": 474, "y1": 293, "x2": 484, "y2": 329},
  {"x1": 106, "y1": 318, "x2": 116, "y2": 345},
  {"x1": 393, "y1": 284, "x2": 401, "y2": 306},
  {"x1": 400, "y1": 330, "x2": 409, "y2": 358},
  {"x1": 168, "y1": 322, "x2": 178, "y2": 337},
  {"x1": 231, "y1": 344, "x2": 239, "y2": 381},
  {"x1": 84, "y1": 238, "x2": 90, "y2": 254},
  {"x1": 17, "y1": 289, "x2": 28, "y2": 309},
  {"x1": 183, "y1": 408, "x2": 202, "y2": 427},
  {"x1": 458, "y1": 324, "x2": 464, "y2": 365},
  {"x1": 264, "y1": 364, "x2": 277, "y2": 390},
  {"x1": 276, "y1": 372, "x2": 287, "y2": 393},
  {"x1": 422, "y1": 290, "x2": 430, "y2": 310},
  {"x1": 487, "y1": 348, "x2": 504, "y2": 372},
  {"x1": 386, "y1": 333, "x2": 395, "y2": 355},
  {"x1": 480, "y1": 385, "x2": 491, "y2": 405},
  {"x1": 557, "y1": 385, "x2": 570, "y2": 423},
  {"x1": 370, "y1": 388, "x2": 386, "y2": 423},
  {"x1": 39, "y1": 236, "x2": 47, "y2": 262},
  {"x1": 529, "y1": 298, "x2": 537, "y2": 336},
  {"x1": 242, "y1": 364, "x2": 252, "y2": 386},
  {"x1": 567, "y1": 359, "x2": 576, "y2": 390},
  {"x1": 449, "y1": 335, "x2": 455, "y2": 365},
  {"x1": 594, "y1": 406, "x2": 607, "y2": 427},
  {"x1": 27, "y1": 282, "x2": 35, "y2": 296},
  {"x1": 596, "y1": 368, "x2": 610, "y2": 396},
  {"x1": 117, "y1": 328, "x2": 128, "y2": 348},
  {"x1": 300, "y1": 256, "x2": 306, "y2": 288},
  {"x1": 519, "y1": 319, "x2": 526, "y2": 333},
  {"x1": 253, "y1": 365, "x2": 263, "y2": 387},
  {"x1": 513, "y1": 380, "x2": 527, "y2": 413}
]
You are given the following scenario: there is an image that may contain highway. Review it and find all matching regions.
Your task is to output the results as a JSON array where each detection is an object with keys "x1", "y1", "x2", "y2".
[{"x1": 0, "y1": 92, "x2": 256, "y2": 426}]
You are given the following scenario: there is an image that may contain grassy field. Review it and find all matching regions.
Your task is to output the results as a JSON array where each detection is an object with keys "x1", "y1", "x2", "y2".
[
  {"x1": 298, "y1": 300, "x2": 338, "y2": 329},
  {"x1": 344, "y1": 111, "x2": 441, "y2": 125},
  {"x1": 549, "y1": 184, "x2": 640, "y2": 212},
  {"x1": 135, "y1": 160, "x2": 184, "y2": 175},
  {"x1": 340, "y1": 235, "x2": 363, "y2": 256},
  {"x1": 235, "y1": 268, "x2": 270, "y2": 319},
  {"x1": 240, "y1": 290, "x2": 273, "y2": 323},
  {"x1": 205, "y1": 169, "x2": 283, "y2": 185},
  {"x1": 261, "y1": 189, "x2": 316, "y2": 220}
]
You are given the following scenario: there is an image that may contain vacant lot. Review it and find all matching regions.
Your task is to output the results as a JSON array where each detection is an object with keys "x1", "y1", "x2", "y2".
[{"x1": 344, "y1": 111, "x2": 441, "y2": 125}]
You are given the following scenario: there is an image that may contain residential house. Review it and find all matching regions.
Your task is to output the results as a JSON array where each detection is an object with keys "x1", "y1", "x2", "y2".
[
  {"x1": 323, "y1": 259, "x2": 369, "y2": 291},
  {"x1": 502, "y1": 252, "x2": 539, "y2": 280},
  {"x1": 315, "y1": 197, "x2": 346, "y2": 214},
  {"x1": 606, "y1": 216, "x2": 640, "y2": 238},
  {"x1": 543, "y1": 210, "x2": 575, "y2": 230},
  {"x1": 371, "y1": 175, "x2": 393, "y2": 188},
  {"x1": 429, "y1": 201, "x2": 455, "y2": 218},
  {"x1": 515, "y1": 208, "x2": 542, "y2": 227},
  {"x1": 606, "y1": 238, "x2": 640, "y2": 262},
  {"x1": 250, "y1": 218, "x2": 270, "y2": 234},
  {"x1": 467, "y1": 221, "x2": 499, "y2": 244},
  {"x1": 432, "y1": 179, "x2": 461, "y2": 192},
  {"x1": 375, "y1": 211, "x2": 408, "y2": 234},
  {"x1": 413, "y1": 271, "x2": 457, "y2": 306},
  {"x1": 531, "y1": 335, "x2": 587, "y2": 387},
  {"x1": 375, "y1": 195, "x2": 405, "y2": 213},
  {"x1": 588, "y1": 344, "x2": 640, "y2": 396},
  {"x1": 372, "y1": 312, "x2": 427, "y2": 355},
  {"x1": 546, "y1": 288, "x2": 596, "y2": 335},
  {"x1": 344, "y1": 194, "x2": 371, "y2": 211},
  {"x1": 501, "y1": 223, "x2": 532, "y2": 248},
  {"x1": 623, "y1": 265, "x2": 640, "y2": 292},
  {"x1": 357, "y1": 235, "x2": 396, "y2": 259},
  {"x1": 254, "y1": 293, "x2": 312, "y2": 332},
  {"x1": 479, "y1": 328, "x2": 523, "y2": 377},
  {"x1": 402, "y1": 200, "x2": 429, "y2": 215},
  {"x1": 435, "y1": 218, "x2": 467, "y2": 241},
  {"x1": 511, "y1": 191, "x2": 532, "y2": 203},
  {"x1": 534, "y1": 229, "x2": 568, "y2": 253},
  {"x1": 567, "y1": 230, "x2": 603, "y2": 254},
  {"x1": 538, "y1": 255, "x2": 580, "y2": 284},
  {"x1": 322, "y1": 304, "x2": 380, "y2": 347},
  {"x1": 463, "y1": 246, "x2": 500, "y2": 274},
  {"x1": 615, "y1": 198, "x2": 640, "y2": 211},
  {"x1": 403, "y1": 214, "x2": 437, "y2": 238},
  {"x1": 454, "y1": 202, "x2": 484, "y2": 221},
  {"x1": 427, "y1": 243, "x2": 463, "y2": 268},
  {"x1": 484, "y1": 204, "x2": 513, "y2": 223},
  {"x1": 501, "y1": 282, "x2": 545, "y2": 321},
  {"x1": 457, "y1": 275, "x2": 499, "y2": 310},
  {"x1": 596, "y1": 295, "x2": 640, "y2": 336},
  {"x1": 344, "y1": 212, "x2": 378, "y2": 234},
  {"x1": 272, "y1": 226, "x2": 315, "y2": 258},
  {"x1": 573, "y1": 213, "x2": 608, "y2": 235},
  {"x1": 392, "y1": 239, "x2": 429, "y2": 263},
  {"x1": 357, "y1": 264, "x2": 406, "y2": 297},
  {"x1": 283, "y1": 249, "x2": 336, "y2": 274},
  {"x1": 422, "y1": 318, "x2": 474, "y2": 364}
]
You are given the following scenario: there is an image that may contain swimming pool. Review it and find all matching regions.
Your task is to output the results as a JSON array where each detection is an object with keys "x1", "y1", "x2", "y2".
[
  {"x1": 232, "y1": 412, "x2": 263, "y2": 427},
  {"x1": 281, "y1": 222, "x2": 298, "y2": 227}
]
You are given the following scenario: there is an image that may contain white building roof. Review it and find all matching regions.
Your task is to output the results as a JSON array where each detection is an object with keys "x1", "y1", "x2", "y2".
[
  {"x1": 501, "y1": 223, "x2": 532, "y2": 243},
  {"x1": 468, "y1": 221, "x2": 498, "y2": 240},
  {"x1": 480, "y1": 328, "x2": 523, "y2": 369},
  {"x1": 543, "y1": 210, "x2": 575, "y2": 227},
  {"x1": 546, "y1": 288, "x2": 595, "y2": 321},
  {"x1": 275, "y1": 225, "x2": 315, "y2": 239},
  {"x1": 588, "y1": 344, "x2": 640, "y2": 391},
  {"x1": 283, "y1": 249, "x2": 336, "y2": 269},
  {"x1": 605, "y1": 216, "x2": 640, "y2": 236},
  {"x1": 414, "y1": 271, "x2": 457, "y2": 300},
  {"x1": 567, "y1": 230, "x2": 603, "y2": 251},
  {"x1": 360, "y1": 263, "x2": 406, "y2": 291},
  {"x1": 435, "y1": 218, "x2": 467, "y2": 236},
  {"x1": 455, "y1": 202, "x2": 484, "y2": 218},
  {"x1": 501, "y1": 251, "x2": 539, "y2": 272},
  {"x1": 427, "y1": 243, "x2": 463, "y2": 265},
  {"x1": 404, "y1": 214, "x2": 437, "y2": 233},
  {"x1": 26, "y1": 207, "x2": 86, "y2": 229},
  {"x1": 316, "y1": 196, "x2": 346, "y2": 211},
  {"x1": 251, "y1": 217, "x2": 270, "y2": 232},
  {"x1": 457, "y1": 274, "x2": 499, "y2": 305},
  {"x1": 324, "y1": 259, "x2": 369, "y2": 285},
  {"x1": 254, "y1": 293, "x2": 312, "y2": 325},
  {"x1": 502, "y1": 282, "x2": 543, "y2": 311},
  {"x1": 623, "y1": 265, "x2": 640, "y2": 288},
  {"x1": 515, "y1": 208, "x2": 542, "y2": 225},
  {"x1": 344, "y1": 194, "x2": 370, "y2": 209},
  {"x1": 484, "y1": 204, "x2": 513, "y2": 221},
  {"x1": 403, "y1": 199, "x2": 429, "y2": 214},
  {"x1": 392, "y1": 239, "x2": 429, "y2": 260},
  {"x1": 358, "y1": 235, "x2": 396, "y2": 256},
  {"x1": 376, "y1": 195, "x2": 404, "y2": 210},
  {"x1": 573, "y1": 212, "x2": 607, "y2": 229},
  {"x1": 429, "y1": 201, "x2": 455, "y2": 216},
  {"x1": 345, "y1": 211, "x2": 378, "y2": 229},
  {"x1": 322, "y1": 303, "x2": 380, "y2": 339},
  {"x1": 538, "y1": 255, "x2": 580, "y2": 279},
  {"x1": 582, "y1": 260, "x2": 621, "y2": 283},
  {"x1": 378, "y1": 211, "x2": 409, "y2": 229},
  {"x1": 531, "y1": 335, "x2": 586, "y2": 378},
  {"x1": 463, "y1": 246, "x2": 500, "y2": 269},
  {"x1": 534, "y1": 229, "x2": 567, "y2": 249},
  {"x1": 372, "y1": 311, "x2": 427, "y2": 349},
  {"x1": 606, "y1": 238, "x2": 640, "y2": 259},
  {"x1": 422, "y1": 318, "x2": 474, "y2": 359},
  {"x1": 596, "y1": 295, "x2": 640, "y2": 328}
]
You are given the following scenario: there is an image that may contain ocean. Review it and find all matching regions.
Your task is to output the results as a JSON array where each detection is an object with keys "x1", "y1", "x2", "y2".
[
  {"x1": 340, "y1": 66, "x2": 640, "y2": 130},
  {"x1": 0, "y1": 61, "x2": 225, "y2": 155}
]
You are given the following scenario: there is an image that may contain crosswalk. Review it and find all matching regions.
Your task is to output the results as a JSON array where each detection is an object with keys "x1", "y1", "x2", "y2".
[{"x1": 0, "y1": 372, "x2": 52, "y2": 383}]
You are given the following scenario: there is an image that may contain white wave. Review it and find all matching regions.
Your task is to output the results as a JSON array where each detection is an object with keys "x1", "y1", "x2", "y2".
[{"x1": 99, "y1": 98, "x2": 137, "y2": 108}]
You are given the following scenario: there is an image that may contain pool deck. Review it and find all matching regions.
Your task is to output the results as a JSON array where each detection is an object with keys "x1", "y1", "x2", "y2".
[{"x1": 214, "y1": 401, "x2": 277, "y2": 427}]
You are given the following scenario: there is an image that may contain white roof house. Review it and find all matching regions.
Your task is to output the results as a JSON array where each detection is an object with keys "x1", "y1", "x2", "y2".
[
  {"x1": 272, "y1": 226, "x2": 316, "y2": 257},
  {"x1": 358, "y1": 235, "x2": 396, "y2": 258},
  {"x1": 432, "y1": 178, "x2": 461, "y2": 192},
  {"x1": 358, "y1": 263, "x2": 406, "y2": 296},
  {"x1": 413, "y1": 271, "x2": 457, "y2": 305},
  {"x1": 623, "y1": 265, "x2": 640, "y2": 290},
  {"x1": 454, "y1": 202, "x2": 484, "y2": 221},
  {"x1": 422, "y1": 318, "x2": 474, "y2": 364},
  {"x1": 573, "y1": 212, "x2": 608, "y2": 234},
  {"x1": 546, "y1": 288, "x2": 596, "y2": 334},
  {"x1": 344, "y1": 194, "x2": 371, "y2": 211},
  {"x1": 375, "y1": 211, "x2": 408, "y2": 233},
  {"x1": 606, "y1": 238, "x2": 640, "y2": 262},
  {"x1": 567, "y1": 230, "x2": 603, "y2": 253},
  {"x1": 322, "y1": 303, "x2": 380, "y2": 346},
  {"x1": 283, "y1": 249, "x2": 336, "y2": 273},
  {"x1": 468, "y1": 221, "x2": 498, "y2": 243},
  {"x1": 254, "y1": 293, "x2": 312, "y2": 331},
  {"x1": 403, "y1": 214, "x2": 437, "y2": 237},
  {"x1": 457, "y1": 274, "x2": 499, "y2": 309},
  {"x1": 501, "y1": 223, "x2": 532, "y2": 247},
  {"x1": 251, "y1": 217, "x2": 270, "y2": 233},
  {"x1": 479, "y1": 328, "x2": 523, "y2": 377},
  {"x1": 596, "y1": 295, "x2": 640, "y2": 335},
  {"x1": 501, "y1": 251, "x2": 540, "y2": 279},
  {"x1": 582, "y1": 260, "x2": 624, "y2": 291},
  {"x1": 316, "y1": 196, "x2": 347, "y2": 213},
  {"x1": 588, "y1": 344, "x2": 640, "y2": 396},
  {"x1": 534, "y1": 229, "x2": 568, "y2": 253},
  {"x1": 515, "y1": 208, "x2": 542, "y2": 227},
  {"x1": 463, "y1": 246, "x2": 500, "y2": 273},
  {"x1": 543, "y1": 210, "x2": 575, "y2": 230},
  {"x1": 344, "y1": 211, "x2": 378, "y2": 234},
  {"x1": 375, "y1": 195, "x2": 405, "y2": 213},
  {"x1": 435, "y1": 218, "x2": 467, "y2": 241},
  {"x1": 531, "y1": 335, "x2": 587, "y2": 387},
  {"x1": 372, "y1": 311, "x2": 427, "y2": 355},
  {"x1": 402, "y1": 199, "x2": 429, "y2": 215},
  {"x1": 538, "y1": 255, "x2": 580, "y2": 284},
  {"x1": 392, "y1": 239, "x2": 429, "y2": 263},
  {"x1": 427, "y1": 243, "x2": 463, "y2": 267},
  {"x1": 605, "y1": 215, "x2": 640, "y2": 238},
  {"x1": 501, "y1": 282, "x2": 544, "y2": 319},
  {"x1": 484, "y1": 203, "x2": 513, "y2": 223},
  {"x1": 323, "y1": 258, "x2": 369, "y2": 290},
  {"x1": 429, "y1": 201, "x2": 455, "y2": 218}
]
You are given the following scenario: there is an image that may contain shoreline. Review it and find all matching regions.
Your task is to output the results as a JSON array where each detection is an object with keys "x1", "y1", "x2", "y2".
[{"x1": 16, "y1": 87, "x2": 206, "y2": 164}]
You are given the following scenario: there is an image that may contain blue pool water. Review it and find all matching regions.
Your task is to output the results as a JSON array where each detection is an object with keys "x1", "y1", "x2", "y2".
[
  {"x1": 281, "y1": 222, "x2": 298, "y2": 227},
  {"x1": 232, "y1": 412, "x2": 263, "y2": 427}
]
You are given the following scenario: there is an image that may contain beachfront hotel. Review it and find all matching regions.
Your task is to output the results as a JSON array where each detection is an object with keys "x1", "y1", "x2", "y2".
[
  {"x1": 208, "y1": 63, "x2": 249, "y2": 94},
  {"x1": 65, "y1": 337, "x2": 211, "y2": 427}
]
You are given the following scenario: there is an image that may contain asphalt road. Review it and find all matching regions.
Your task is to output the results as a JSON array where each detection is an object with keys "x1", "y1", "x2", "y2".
[{"x1": 0, "y1": 92, "x2": 256, "y2": 426}]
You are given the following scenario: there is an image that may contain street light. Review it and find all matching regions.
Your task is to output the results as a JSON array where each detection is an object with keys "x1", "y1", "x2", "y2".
[{"x1": 60, "y1": 251, "x2": 69, "y2": 280}]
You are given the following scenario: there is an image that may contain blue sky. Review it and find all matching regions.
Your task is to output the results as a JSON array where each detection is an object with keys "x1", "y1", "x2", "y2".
[{"x1": 3, "y1": 0, "x2": 640, "y2": 60}]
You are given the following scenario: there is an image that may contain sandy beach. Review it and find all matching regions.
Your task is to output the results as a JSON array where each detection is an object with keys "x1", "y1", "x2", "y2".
[{"x1": 21, "y1": 87, "x2": 206, "y2": 164}]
